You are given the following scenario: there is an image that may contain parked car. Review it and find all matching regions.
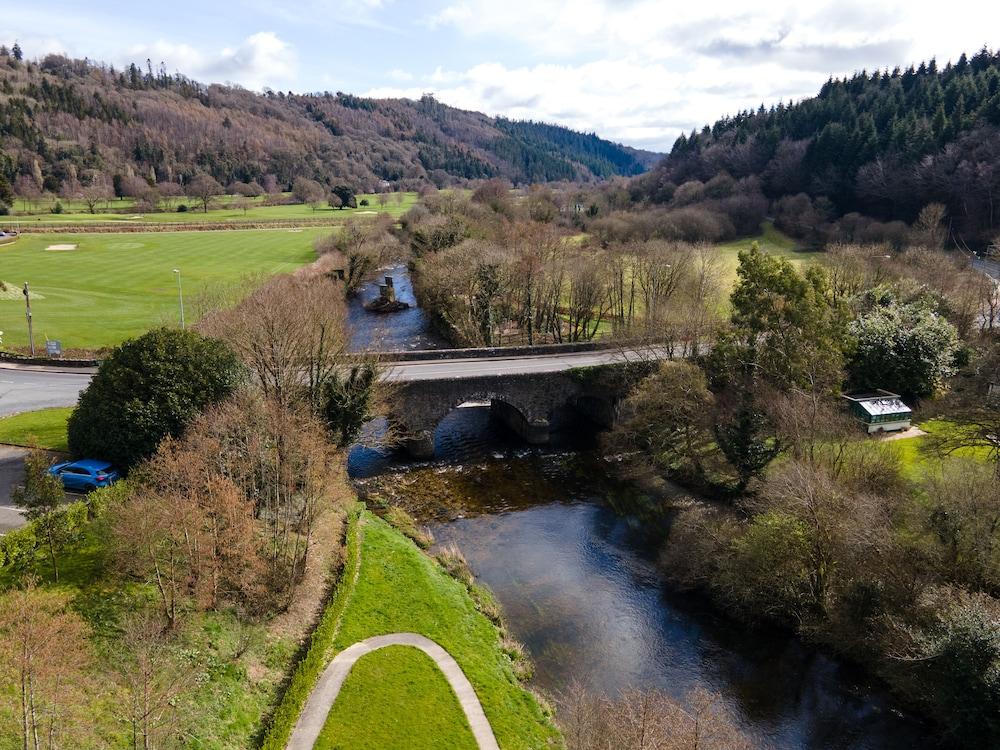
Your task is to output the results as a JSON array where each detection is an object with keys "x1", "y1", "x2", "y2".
[{"x1": 48, "y1": 459, "x2": 121, "y2": 492}]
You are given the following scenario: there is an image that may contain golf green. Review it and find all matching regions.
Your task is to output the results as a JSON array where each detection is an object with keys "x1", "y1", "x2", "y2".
[{"x1": 0, "y1": 229, "x2": 325, "y2": 350}]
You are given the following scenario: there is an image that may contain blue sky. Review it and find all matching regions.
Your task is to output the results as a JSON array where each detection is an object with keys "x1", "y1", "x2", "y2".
[{"x1": 5, "y1": 1, "x2": 997, "y2": 151}]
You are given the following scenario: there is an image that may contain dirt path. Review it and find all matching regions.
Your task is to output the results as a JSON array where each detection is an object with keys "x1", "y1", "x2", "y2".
[{"x1": 286, "y1": 632, "x2": 500, "y2": 750}]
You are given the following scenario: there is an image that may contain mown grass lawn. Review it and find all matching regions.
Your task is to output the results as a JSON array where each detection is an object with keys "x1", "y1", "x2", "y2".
[
  {"x1": 888, "y1": 418, "x2": 994, "y2": 481},
  {"x1": 6, "y1": 193, "x2": 418, "y2": 226},
  {"x1": 0, "y1": 229, "x2": 323, "y2": 349},
  {"x1": 317, "y1": 645, "x2": 479, "y2": 750},
  {"x1": 0, "y1": 407, "x2": 71, "y2": 451}
]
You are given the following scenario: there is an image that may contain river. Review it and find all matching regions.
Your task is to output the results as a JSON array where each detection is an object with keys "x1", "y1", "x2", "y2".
[{"x1": 346, "y1": 267, "x2": 936, "y2": 750}]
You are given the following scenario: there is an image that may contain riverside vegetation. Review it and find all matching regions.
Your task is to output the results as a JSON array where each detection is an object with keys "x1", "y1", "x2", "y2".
[{"x1": 604, "y1": 240, "x2": 1000, "y2": 747}]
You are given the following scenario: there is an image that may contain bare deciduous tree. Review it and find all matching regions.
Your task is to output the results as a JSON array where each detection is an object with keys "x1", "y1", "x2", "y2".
[{"x1": 0, "y1": 582, "x2": 92, "y2": 750}]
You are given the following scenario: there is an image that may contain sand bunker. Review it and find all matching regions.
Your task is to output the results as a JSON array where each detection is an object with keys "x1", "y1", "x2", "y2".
[
  {"x1": 0, "y1": 282, "x2": 44, "y2": 300},
  {"x1": 45, "y1": 243, "x2": 78, "y2": 251}
]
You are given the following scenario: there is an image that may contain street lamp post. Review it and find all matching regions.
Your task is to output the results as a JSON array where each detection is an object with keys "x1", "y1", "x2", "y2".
[
  {"x1": 23, "y1": 282, "x2": 35, "y2": 356},
  {"x1": 172, "y1": 269, "x2": 185, "y2": 329}
]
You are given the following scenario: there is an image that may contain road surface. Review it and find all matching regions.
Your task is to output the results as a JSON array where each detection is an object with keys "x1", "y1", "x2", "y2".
[
  {"x1": 0, "y1": 348, "x2": 659, "y2": 415},
  {"x1": 0, "y1": 365, "x2": 94, "y2": 417}
]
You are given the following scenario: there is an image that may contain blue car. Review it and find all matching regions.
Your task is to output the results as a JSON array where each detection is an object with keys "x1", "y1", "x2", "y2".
[{"x1": 48, "y1": 459, "x2": 121, "y2": 492}]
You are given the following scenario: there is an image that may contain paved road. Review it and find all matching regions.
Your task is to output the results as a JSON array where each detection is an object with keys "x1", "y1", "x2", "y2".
[
  {"x1": 287, "y1": 632, "x2": 499, "y2": 750},
  {"x1": 0, "y1": 445, "x2": 27, "y2": 531},
  {"x1": 383, "y1": 347, "x2": 652, "y2": 382},
  {"x1": 0, "y1": 348, "x2": 659, "y2": 415},
  {"x1": 0, "y1": 364, "x2": 93, "y2": 417},
  {"x1": 973, "y1": 256, "x2": 1000, "y2": 281}
]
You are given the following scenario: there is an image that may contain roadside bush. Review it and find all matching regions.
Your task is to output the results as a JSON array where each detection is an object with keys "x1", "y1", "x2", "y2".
[{"x1": 67, "y1": 328, "x2": 244, "y2": 469}]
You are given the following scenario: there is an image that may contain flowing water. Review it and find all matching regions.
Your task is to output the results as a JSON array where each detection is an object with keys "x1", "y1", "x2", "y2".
[
  {"x1": 346, "y1": 268, "x2": 936, "y2": 749},
  {"x1": 347, "y1": 263, "x2": 449, "y2": 352}
]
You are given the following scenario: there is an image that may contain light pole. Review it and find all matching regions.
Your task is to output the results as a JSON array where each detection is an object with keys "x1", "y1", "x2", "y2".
[
  {"x1": 172, "y1": 269, "x2": 185, "y2": 329},
  {"x1": 23, "y1": 282, "x2": 35, "y2": 356}
]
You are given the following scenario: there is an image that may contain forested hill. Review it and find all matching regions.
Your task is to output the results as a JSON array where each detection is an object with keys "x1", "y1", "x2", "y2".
[
  {"x1": 0, "y1": 52, "x2": 659, "y2": 198},
  {"x1": 635, "y1": 47, "x2": 1000, "y2": 246}
]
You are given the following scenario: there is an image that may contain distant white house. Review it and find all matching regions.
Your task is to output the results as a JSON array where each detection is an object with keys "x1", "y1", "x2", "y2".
[{"x1": 842, "y1": 390, "x2": 913, "y2": 434}]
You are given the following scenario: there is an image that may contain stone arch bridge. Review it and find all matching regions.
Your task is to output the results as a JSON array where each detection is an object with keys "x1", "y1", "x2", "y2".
[{"x1": 383, "y1": 345, "x2": 660, "y2": 458}]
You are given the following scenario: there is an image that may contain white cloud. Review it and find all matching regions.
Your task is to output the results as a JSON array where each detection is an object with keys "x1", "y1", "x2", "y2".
[
  {"x1": 129, "y1": 32, "x2": 296, "y2": 90},
  {"x1": 414, "y1": 0, "x2": 1000, "y2": 149}
]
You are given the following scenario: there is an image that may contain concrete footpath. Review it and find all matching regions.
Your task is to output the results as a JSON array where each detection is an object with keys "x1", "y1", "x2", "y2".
[
  {"x1": 286, "y1": 632, "x2": 500, "y2": 750},
  {"x1": 0, "y1": 445, "x2": 27, "y2": 531}
]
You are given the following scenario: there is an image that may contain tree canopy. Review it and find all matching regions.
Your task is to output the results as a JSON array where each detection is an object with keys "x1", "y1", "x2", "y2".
[{"x1": 67, "y1": 328, "x2": 244, "y2": 469}]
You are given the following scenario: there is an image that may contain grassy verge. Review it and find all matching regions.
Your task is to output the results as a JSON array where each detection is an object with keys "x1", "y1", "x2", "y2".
[
  {"x1": 0, "y1": 407, "x2": 71, "y2": 451},
  {"x1": 326, "y1": 511, "x2": 558, "y2": 749},
  {"x1": 317, "y1": 645, "x2": 479, "y2": 750}
]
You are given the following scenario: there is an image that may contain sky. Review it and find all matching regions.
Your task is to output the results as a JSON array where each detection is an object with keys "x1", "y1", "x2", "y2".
[{"x1": 4, "y1": 1, "x2": 998, "y2": 152}]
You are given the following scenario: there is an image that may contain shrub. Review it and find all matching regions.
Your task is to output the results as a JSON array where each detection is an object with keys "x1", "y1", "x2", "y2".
[
  {"x1": 715, "y1": 511, "x2": 813, "y2": 623},
  {"x1": 849, "y1": 302, "x2": 960, "y2": 399},
  {"x1": 912, "y1": 591, "x2": 1000, "y2": 745},
  {"x1": 176, "y1": 203, "x2": 188, "y2": 213},
  {"x1": 51, "y1": 201, "x2": 63, "y2": 214},
  {"x1": 67, "y1": 328, "x2": 244, "y2": 469}
]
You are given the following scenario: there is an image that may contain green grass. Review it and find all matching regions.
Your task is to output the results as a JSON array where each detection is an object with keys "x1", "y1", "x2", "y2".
[
  {"x1": 0, "y1": 407, "x2": 71, "y2": 451},
  {"x1": 0, "y1": 486, "x2": 299, "y2": 749},
  {"x1": 0, "y1": 229, "x2": 324, "y2": 349},
  {"x1": 326, "y1": 512, "x2": 558, "y2": 749},
  {"x1": 888, "y1": 418, "x2": 995, "y2": 481},
  {"x1": 715, "y1": 222, "x2": 812, "y2": 290},
  {"x1": 6, "y1": 193, "x2": 418, "y2": 226},
  {"x1": 263, "y1": 510, "x2": 559, "y2": 750},
  {"x1": 316, "y1": 646, "x2": 478, "y2": 750}
]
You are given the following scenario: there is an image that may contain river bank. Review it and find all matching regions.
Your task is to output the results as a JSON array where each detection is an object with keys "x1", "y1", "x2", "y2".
[{"x1": 345, "y1": 265, "x2": 937, "y2": 749}]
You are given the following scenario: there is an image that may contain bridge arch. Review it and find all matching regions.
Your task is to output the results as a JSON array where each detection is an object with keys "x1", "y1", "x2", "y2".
[{"x1": 389, "y1": 370, "x2": 629, "y2": 459}]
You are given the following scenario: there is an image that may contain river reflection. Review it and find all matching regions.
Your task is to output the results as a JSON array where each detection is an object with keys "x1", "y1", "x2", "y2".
[{"x1": 432, "y1": 499, "x2": 932, "y2": 750}]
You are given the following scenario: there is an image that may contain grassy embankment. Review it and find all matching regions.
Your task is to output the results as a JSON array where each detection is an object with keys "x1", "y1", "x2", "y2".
[
  {"x1": 263, "y1": 509, "x2": 560, "y2": 750},
  {"x1": 0, "y1": 407, "x2": 71, "y2": 451},
  {"x1": 3, "y1": 192, "x2": 418, "y2": 225},
  {"x1": 0, "y1": 229, "x2": 322, "y2": 350}
]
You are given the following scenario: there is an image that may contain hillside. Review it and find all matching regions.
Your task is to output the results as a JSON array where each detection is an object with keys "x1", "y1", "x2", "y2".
[
  {"x1": 634, "y1": 47, "x2": 1000, "y2": 247},
  {"x1": 0, "y1": 52, "x2": 659, "y2": 201}
]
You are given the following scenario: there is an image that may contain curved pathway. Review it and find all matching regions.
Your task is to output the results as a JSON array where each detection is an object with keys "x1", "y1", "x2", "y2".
[{"x1": 286, "y1": 632, "x2": 500, "y2": 750}]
